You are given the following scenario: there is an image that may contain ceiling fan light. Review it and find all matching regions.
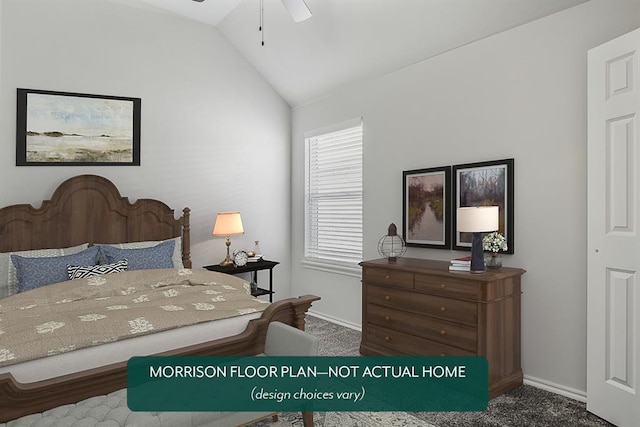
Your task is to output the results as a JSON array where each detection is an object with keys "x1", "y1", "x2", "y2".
[{"x1": 281, "y1": 0, "x2": 312, "y2": 22}]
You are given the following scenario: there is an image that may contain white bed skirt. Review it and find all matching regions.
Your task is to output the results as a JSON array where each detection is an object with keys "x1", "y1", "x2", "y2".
[{"x1": 0, "y1": 312, "x2": 262, "y2": 384}]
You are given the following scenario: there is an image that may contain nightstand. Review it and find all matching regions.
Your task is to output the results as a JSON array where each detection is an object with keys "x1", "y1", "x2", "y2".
[{"x1": 203, "y1": 260, "x2": 279, "y2": 302}]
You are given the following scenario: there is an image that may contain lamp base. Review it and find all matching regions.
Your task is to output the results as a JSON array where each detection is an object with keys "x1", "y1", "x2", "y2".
[
  {"x1": 470, "y1": 232, "x2": 486, "y2": 274},
  {"x1": 219, "y1": 237, "x2": 234, "y2": 266},
  {"x1": 219, "y1": 256, "x2": 234, "y2": 267}
]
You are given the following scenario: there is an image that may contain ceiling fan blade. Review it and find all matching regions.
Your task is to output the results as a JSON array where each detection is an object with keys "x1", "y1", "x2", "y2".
[{"x1": 281, "y1": 0, "x2": 312, "y2": 22}]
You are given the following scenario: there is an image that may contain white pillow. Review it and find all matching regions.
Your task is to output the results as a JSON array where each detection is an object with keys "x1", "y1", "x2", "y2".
[
  {"x1": 0, "y1": 243, "x2": 89, "y2": 298},
  {"x1": 98, "y1": 237, "x2": 183, "y2": 269}
]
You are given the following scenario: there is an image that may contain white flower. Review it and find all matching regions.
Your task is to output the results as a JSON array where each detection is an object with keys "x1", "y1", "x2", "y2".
[
  {"x1": 482, "y1": 231, "x2": 508, "y2": 253},
  {"x1": 106, "y1": 305, "x2": 129, "y2": 310},
  {"x1": 160, "y1": 305, "x2": 184, "y2": 311},
  {"x1": 87, "y1": 276, "x2": 107, "y2": 286},
  {"x1": 237, "y1": 308, "x2": 259, "y2": 315},
  {"x1": 178, "y1": 269, "x2": 193, "y2": 276},
  {"x1": 0, "y1": 349, "x2": 16, "y2": 362},
  {"x1": 79, "y1": 314, "x2": 107, "y2": 322},
  {"x1": 133, "y1": 295, "x2": 149, "y2": 303},
  {"x1": 192, "y1": 302, "x2": 216, "y2": 311},
  {"x1": 163, "y1": 289, "x2": 179, "y2": 298},
  {"x1": 36, "y1": 321, "x2": 65, "y2": 334},
  {"x1": 129, "y1": 317, "x2": 154, "y2": 334}
]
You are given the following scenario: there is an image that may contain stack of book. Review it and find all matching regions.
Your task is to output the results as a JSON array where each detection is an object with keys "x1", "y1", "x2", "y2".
[{"x1": 449, "y1": 256, "x2": 471, "y2": 272}]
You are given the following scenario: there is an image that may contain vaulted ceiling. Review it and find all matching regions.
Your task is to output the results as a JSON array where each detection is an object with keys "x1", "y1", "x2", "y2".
[{"x1": 137, "y1": 0, "x2": 589, "y2": 107}]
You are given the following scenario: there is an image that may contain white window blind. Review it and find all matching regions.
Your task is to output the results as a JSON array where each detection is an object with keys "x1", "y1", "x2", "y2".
[{"x1": 304, "y1": 119, "x2": 363, "y2": 267}]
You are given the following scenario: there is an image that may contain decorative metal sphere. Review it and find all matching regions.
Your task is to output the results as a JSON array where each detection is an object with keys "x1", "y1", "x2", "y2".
[{"x1": 377, "y1": 223, "x2": 406, "y2": 262}]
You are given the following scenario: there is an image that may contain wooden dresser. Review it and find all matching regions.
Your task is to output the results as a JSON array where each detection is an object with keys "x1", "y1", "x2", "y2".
[{"x1": 360, "y1": 257, "x2": 525, "y2": 397}]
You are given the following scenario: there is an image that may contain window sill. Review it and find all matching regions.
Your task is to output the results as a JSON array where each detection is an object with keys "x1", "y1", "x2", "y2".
[{"x1": 301, "y1": 259, "x2": 361, "y2": 278}]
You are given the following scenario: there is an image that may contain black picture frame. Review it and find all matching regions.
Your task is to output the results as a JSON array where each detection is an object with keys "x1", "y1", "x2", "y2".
[
  {"x1": 452, "y1": 158, "x2": 514, "y2": 254},
  {"x1": 402, "y1": 166, "x2": 452, "y2": 249},
  {"x1": 16, "y1": 88, "x2": 141, "y2": 166}
]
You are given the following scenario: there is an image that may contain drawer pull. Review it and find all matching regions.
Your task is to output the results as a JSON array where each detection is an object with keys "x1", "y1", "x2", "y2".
[
  {"x1": 384, "y1": 315, "x2": 391, "y2": 321},
  {"x1": 384, "y1": 336, "x2": 391, "y2": 342},
  {"x1": 440, "y1": 283, "x2": 446, "y2": 289},
  {"x1": 385, "y1": 295, "x2": 391, "y2": 301},
  {"x1": 440, "y1": 306, "x2": 447, "y2": 312},
  {"x1": 440, "y1": 352, "x2": 446, "y2": 357},
  {"x1": 440, "y1": 329, "x2": 447, "y2": 336},
  {"x1": 385, "y1": 275, "x2": 390, "y2": 279}
]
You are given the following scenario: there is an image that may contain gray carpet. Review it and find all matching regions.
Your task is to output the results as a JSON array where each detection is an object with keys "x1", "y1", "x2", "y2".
[{"x1": 250, "y1": 315, "x2": 614, "y2": 427}]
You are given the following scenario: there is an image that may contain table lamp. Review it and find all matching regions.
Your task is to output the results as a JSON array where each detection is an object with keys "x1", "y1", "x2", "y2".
[
  {"x1": 457, "y1": 206, "x2": 499, "y2": 273},
  {"x1": 212, "y1": 211, "x2": 244, "y2": 266}
]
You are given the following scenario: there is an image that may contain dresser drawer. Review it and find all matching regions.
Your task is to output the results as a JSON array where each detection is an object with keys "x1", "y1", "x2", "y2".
[
  {"x1": 365, "y1": 323, "x2": 475, "y2": 357},
  {"x1": 364, "y1": 268, "x2": 414, "y2": 289},
  {"x1": 415, "y1": 273, "x2": 481, "y2": 300},
  {"x1": 367, "y1": 284, "x2": 478, "y2": 326},
  {"x1": 367, "y1": 303, "x2": 477, "y2": 352}
]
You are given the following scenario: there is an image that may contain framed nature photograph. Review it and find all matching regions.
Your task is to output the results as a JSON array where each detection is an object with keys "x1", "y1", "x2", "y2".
[
  {"x1": 16, "y1": 88, "x2": 141, "y2": 166},
  {"x1": 452, "y1": 158, "x2": 514, "y2": 253},
  {"x1": 402, "y1": 166, "x2": 451, "y2": 249}
]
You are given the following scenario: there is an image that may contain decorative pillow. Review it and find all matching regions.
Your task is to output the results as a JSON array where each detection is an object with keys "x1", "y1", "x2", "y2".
[
  {"x1": 11, "y1": 246, "x2": 101, "y2": 293},
  {"x1": 98, "y1": 237, "x2": 183, "y2": 268},
  {"x1": 0, "y1": 243, "x2": 89, "y2": 298},
  {"x1": 68, "y1": 259, "x2": 128, "y2": 280},
  {"x1": 98, "y1": 239, "x2": 175, "y2": 271}
]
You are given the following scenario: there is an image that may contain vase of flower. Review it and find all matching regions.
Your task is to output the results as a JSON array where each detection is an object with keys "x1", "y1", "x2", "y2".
[
  {"x1": 482, "y1": 231, "x2": 507, "y2": 269},
  {"x1": 485, "y1": 252, "x2": 502, "y2": 269}
]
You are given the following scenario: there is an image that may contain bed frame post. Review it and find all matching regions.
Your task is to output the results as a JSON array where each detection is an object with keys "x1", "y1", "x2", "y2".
[{"x1": 182, "y1": 207, "x2": 192, "y2": 268}]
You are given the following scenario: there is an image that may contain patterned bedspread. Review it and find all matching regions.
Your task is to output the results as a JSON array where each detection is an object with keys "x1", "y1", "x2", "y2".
[{"x1": 0, "y1": 268, "x2": 269, "y2": 367}]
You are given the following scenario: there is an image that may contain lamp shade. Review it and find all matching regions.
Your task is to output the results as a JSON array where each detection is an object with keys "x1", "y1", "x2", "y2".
[
  {"x1": 212, "y1": 212, "x2": 244, "y2": 237},
  {"x1": 457, "y1": 206, "x2": 499, "y2": 233}
]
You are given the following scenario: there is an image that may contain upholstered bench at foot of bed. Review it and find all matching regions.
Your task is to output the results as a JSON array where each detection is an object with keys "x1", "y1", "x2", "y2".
[
  {"x1": 1, "y1": 322, "x2": 319, "y2": 427},
  {"x1": 0, "y1": 388, "x2": 277, "y2": 427}
]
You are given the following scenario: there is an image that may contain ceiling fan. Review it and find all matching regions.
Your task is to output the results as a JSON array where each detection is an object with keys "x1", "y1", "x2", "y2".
[{"x1": 192, "y1": 0, "x2": 312, "y2": 23}]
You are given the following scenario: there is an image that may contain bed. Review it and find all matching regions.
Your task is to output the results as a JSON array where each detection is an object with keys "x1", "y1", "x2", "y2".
[{"x1": 0, "y1": 174, "x2": 319, "y2": 423}]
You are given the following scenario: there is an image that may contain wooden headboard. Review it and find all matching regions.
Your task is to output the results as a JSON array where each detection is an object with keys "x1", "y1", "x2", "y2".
[{"x1": 0, "y1": 174, "x2": 191, "y2": 268}]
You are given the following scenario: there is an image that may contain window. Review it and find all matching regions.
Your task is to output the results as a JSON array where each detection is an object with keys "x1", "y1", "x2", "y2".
[{"x1": 304, "y1": 118, "x2": 363, "y2": 275}]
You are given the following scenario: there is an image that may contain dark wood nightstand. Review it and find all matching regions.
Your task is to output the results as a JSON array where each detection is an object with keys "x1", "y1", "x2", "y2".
[{"x1": 203, "y1": 259, "x2": 279, "y2": 302}]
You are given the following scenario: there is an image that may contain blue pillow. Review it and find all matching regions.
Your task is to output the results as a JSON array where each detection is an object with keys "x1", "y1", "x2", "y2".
[
  {"x1": 99, "y1": 239, "x2": 175, "y2": 271},
  {"x1": 11, "y1": 246, "x2": 101, "y2": 293}
]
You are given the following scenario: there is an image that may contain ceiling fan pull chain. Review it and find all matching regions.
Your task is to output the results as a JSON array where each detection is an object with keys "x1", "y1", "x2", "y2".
[{"x1": 259, "y1": 0, "x2": 265, "y2": 46}]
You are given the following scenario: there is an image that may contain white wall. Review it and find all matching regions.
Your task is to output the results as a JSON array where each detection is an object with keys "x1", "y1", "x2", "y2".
[
  {"x1": 0, "y1": 1, "x2": 3, "y2": 107},
  {"x1": 0, "y1": 0, "x2": 292, "y2": 296},
  {"x1": 291, "y1": 0, "x2": 640, "y2": 396}
]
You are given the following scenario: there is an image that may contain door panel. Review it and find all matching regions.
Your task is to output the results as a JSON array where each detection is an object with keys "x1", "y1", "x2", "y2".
[{"x1": 587, "y1": 27, "x2": 640, "y2": 427}]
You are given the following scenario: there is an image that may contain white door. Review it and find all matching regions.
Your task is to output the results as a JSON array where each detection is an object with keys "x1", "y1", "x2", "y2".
[{"x1": 587, "y1": 28, "x2": 640, "y2": 427}]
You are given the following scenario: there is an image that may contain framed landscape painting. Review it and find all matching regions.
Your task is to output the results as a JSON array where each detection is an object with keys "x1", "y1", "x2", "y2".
[
  {"x1": 452, "y1": 158, "x2": 514, "y2": 253},
  {"x1": 402, "y1": 166, "x2": 451, "y2": 249},
  {"x1": 16, "y1": 88, "x2": 141, "y2": 166}
]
